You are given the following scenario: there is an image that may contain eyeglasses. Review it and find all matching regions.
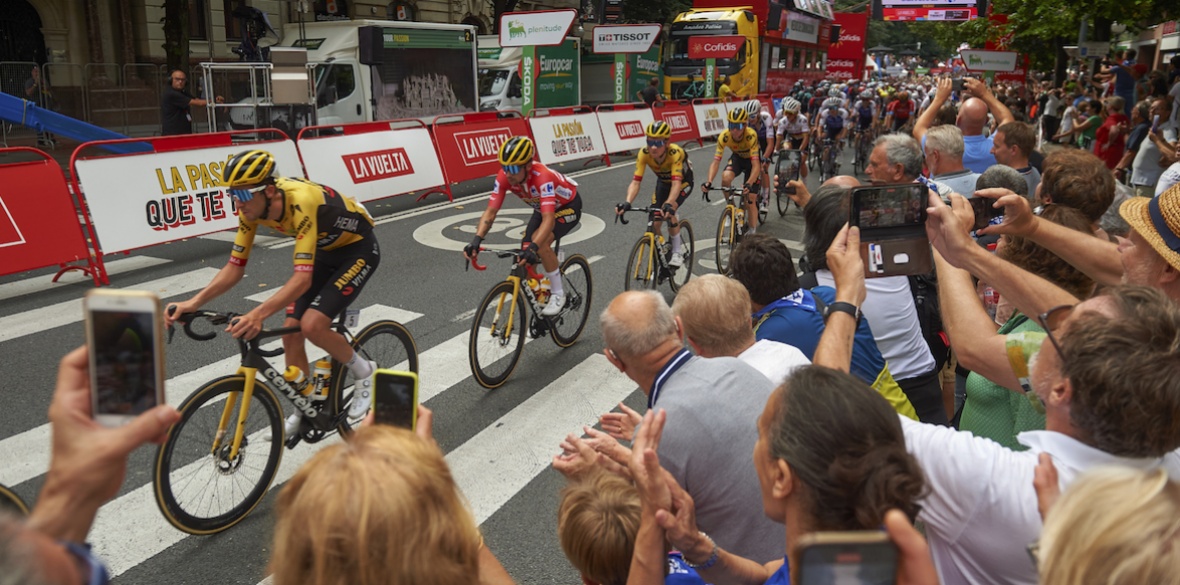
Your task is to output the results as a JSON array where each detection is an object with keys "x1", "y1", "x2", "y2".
[
  {"x1": 227, "y1": 185, "x2": 266, "y2": 204},
  {"x1": 1036, "y1": 304, "x2": 1075, "y2": 356},
  {"x1": 646, "y1": 139, "x2": 667, "y2": 148},
  {"x1": 502, "y1": 164, "x2": 524, "y2": 174},
  {"x1": 171, "y1": 77, "x2": 186, "y2": 82},
  {"x1": 728, "y1": 122, "x2": 745, "y2": 131},
  {"x1": 63, "y1": 541, "x2": 111, "y2": 585}
]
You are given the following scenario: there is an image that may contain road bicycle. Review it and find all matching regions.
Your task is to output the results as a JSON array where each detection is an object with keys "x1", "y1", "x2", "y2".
[
  {"x1": 0, "y1": 483, "x2": 29, "y2": 516},
  {"x1": 705, "y1": 185, "x2": 749, "y2": 275},
  {"x1": 774, "y1": 149, "x2": 804, "y2": 216},
  {"x1": 467, "y1": 245, "x2": 592, "y2": 389},
  {"x1": 617, "y1": 206, "x2": 695, "y2": 293},
  {"x1": 153, "y1": 309, "x2": 418, "y2": 535},
  {"x1": 819, "y1": 137, "x2": 841, "y2": 182},
  {"x1": 853, "y1": 125, "x2": 876, "y2": 175}
]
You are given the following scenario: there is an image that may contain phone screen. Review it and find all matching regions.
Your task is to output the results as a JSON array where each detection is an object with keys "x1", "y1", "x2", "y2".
[
  {"x1": 851, "y1": 185, "x2": 927, "y2": 229},
  {"x1": 90, "y1": 309, "x2": 160, "y2": 416},
  {"x1": 373, "y1": 372, "x2": 417, "y2": 429},
  {"x1": 1153, "y1": 114, "x2": 1161, "y2": 133},
  {"x1": 969, "y1": 197, "x2": 1004, "y2": 231},
  {"x1": 798, "y1": 542, "x2": 898, "y2": 585}
]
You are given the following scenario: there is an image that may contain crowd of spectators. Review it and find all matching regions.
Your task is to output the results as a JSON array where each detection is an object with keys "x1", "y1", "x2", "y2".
[{"x1": 6, "y1": 51, "x2": 1180, "y2": 585}]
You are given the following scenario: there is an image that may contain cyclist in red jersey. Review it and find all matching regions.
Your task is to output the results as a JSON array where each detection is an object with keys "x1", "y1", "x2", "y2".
[
  {"x1": 464, "y1": 136, "x2": 582, "y2": 317},
  {"x1": 885, "y1": 91, "x2": 915, "y2": 132}
]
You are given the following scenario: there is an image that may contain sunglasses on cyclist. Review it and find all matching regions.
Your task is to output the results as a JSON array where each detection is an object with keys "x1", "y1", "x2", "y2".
[
  {"x1": 646, "y1": 139, "x2": 667, "y2": 148},
  {"x1": 502, "y1": 164, "x2": 525, "y2": 174},
  {"x1": 63, "y1": 541, "x2": 111, "y2": 585},
  {"x1": 728, "y1": 122, "x2": 745, "y2": 131},
  {"x1": 227, "y1": 184, "x2": 267, "y2": 204}
]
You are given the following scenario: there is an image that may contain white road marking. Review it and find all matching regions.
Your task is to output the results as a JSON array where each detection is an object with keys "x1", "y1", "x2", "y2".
[
  {"x1": 411, "y1": 209, "x2": 607, "y2": 252},
  {"x1": 0, "y1": 268, "x2": 220, "y2": 344},
  {"x1": 0, "y1": 256, "x2": 171, "y2": 303}
]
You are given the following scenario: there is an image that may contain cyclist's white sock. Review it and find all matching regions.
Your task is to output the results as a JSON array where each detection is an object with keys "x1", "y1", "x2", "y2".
[
  {"x1": 345, "y1": 352, "x2": 374, "y2": 378},
  {"x1": 544, "y1": 268, "x2": 564, "y2": 297},
  {"x1": 671, "y1": 232, "x2": 683, "y2": 254}
]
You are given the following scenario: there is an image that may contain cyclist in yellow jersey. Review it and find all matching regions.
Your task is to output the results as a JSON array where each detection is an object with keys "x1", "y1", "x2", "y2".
[
  {"x1": 165, "y1": 150, "x2": 381, "y2": 433},
  {"x1": 616, "y1": 121, "x2": 695, "y2": 266},
  {"x1": 702, "y1": 107, "x2": 763, "y2": 232}
]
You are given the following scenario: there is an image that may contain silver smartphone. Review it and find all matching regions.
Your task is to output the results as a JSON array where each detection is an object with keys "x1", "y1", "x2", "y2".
[{"x1": 83, "y1": 289, "x2": 166, "y2": 426}]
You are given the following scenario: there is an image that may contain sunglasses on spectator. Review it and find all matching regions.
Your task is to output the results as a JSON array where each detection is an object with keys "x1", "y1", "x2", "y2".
[
  {"x1": 227, "y1": 185, "x2": 267, "y2": 204},
  {"x1": 502, "y1": 164, "x2": 524, "y2": 174},
  {"x1": 1036, "y1": 304, "x2": 1075, "y2": 356},
  {"x1": 646, "y1": 139, "x2": 667, "y2": 148},
  {"x1": 63, "y1": 541, "x2": 111, "y2": 585}
]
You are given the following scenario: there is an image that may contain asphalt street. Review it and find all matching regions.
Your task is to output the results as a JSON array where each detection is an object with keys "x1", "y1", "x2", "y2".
[{"x1": 0, "y1": 138, "x2": 861, "y2": 584}]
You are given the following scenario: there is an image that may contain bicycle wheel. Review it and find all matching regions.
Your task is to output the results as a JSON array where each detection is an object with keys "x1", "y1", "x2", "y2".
[
  {"x1": 715, "y1": 206, "x2": 735, "y2": 275},
  {"x1": 624, "y1": 235, "x2": 656, "y2": 291},
  {"x1": 469, "y1": 281, "x2": 527, "y2": 389},
  {"x1": 330, "y1": 320, "x2": 419, "y2": 436},
  {"x1": 154, "y1": 375, "x2": 283, "y2": 535},
  {"x1": 0, "y1": 484, "x2": 29, "y2": 516},
  {"x1": 667, "y1": 220, "x2": 695, "y2": 293},
  {"x1": 550, "y1": 254, "x2": 593, "y2": 347},
  {"x1": 757, "y1": 191, "x2": 768, "y2": 225}
]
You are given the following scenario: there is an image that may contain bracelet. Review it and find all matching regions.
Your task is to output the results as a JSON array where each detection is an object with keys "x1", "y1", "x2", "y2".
[{"x1": 683, "y1": 532, "x2": 719, "y2": 570}]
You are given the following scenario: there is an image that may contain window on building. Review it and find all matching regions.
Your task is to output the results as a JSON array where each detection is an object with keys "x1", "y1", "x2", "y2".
[
  {"x1": 224, "y1": 0, "x2": 243, "y2": 41},
  {"x1": 190, "y1": 0, "x2": 209, "y2": 41}
]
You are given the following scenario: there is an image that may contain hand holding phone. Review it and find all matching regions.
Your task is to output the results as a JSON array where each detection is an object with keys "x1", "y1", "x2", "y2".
[
  {"x1": 372, "y1": 369, "x2": 418, "y2": 430},
  {"x1": 84, "y1": 290, "x2": 166, "y2": 427},
  {"x1": 796, "y1": 531, "x2": 899, "y2": 585},
  {"x1": 969, "y1": 197, "x2": 1004, "y2": 231},
  {"x1": 1153, "y1": 114, "x2": 1161, "y2": 134}
]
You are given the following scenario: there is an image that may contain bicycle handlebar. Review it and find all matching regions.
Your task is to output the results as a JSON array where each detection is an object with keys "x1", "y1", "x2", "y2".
[
  {"x1": 614, "y1": 206, "x2": 679, "y2": 227},
  {"x1": 466, "y1": 246, "x2": 526, "y2": 272},
  {"x1": 703, "y1": 185, "x2": 744, "y2": 203},
  {"x1": 169, "y1": 310, "x2": 294, "y2": 357}
]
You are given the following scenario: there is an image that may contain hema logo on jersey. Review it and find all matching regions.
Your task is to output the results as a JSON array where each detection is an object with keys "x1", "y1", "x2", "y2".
[
  {"x1": 343, "y1": 148, "x2": 416, "y2": 184},
  {"x1": 454, "y1": 128, "x2": 513, "y2": 166},
  {"x1": 616, "y1": 121, "x2": 645, "y2": 140}
]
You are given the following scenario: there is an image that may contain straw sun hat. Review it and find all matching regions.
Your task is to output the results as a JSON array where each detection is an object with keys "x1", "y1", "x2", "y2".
[{"x1": 1119, "y1": 183, "x2": 1180, "y2": 271}]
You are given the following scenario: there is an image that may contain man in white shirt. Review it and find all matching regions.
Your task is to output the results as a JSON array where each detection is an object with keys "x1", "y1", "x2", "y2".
[
  {"x1": 1041, "y1": 87, "x2": 1062, "y2": 142},
  {"x1": 671, "y1": 273, "x2": 810, "y2": 386},
  {"x1": 815, "y1": 198, "x2": 1180, "y2": 585},
  {"x1": 1132, "y1": 97, "x2": 1178, "y2": 197}
]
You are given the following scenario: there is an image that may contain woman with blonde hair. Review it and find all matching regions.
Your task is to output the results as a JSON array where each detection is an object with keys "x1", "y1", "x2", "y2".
[
  {"x1": 1037, "y1": 465, "x2": 1180, "y2": 585},
  {"x1": 270, "y1": 410, "x2": 512, "y2": 585}
]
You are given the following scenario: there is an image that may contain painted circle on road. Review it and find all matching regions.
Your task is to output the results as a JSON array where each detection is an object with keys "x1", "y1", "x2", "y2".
[{"x1": 413, "y1": 209, "x2": 607, "y2": 252}]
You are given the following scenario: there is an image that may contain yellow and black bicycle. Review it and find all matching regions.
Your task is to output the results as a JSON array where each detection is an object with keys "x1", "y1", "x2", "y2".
[
  {"x1": 153, "y1": 309, "x2": 417, "y2": 534},
  {"x1": 705, "y1": 185, "x2": 749, "y2": 274},
  {"x1": 616, "y1": 205, "x2": 695, "y2": 292},
  {"x1": 466, "y1": 245, "x2": 592, "y2": 389}
]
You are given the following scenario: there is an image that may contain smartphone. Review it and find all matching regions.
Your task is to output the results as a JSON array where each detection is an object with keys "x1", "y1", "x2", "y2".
[
  {"x1": 796, "y1": 531, "x2": 898, "y2": 585},
  {"x1": 1153, "y1": 114, "x2": 1161, "y2": 133},
  {"x1": 849, "y1": 184, "x2": 933, "y2": 278},
  {"x1": 372, "y1": 369, "x2": 418, "y2": 429},
  {"x1": 83, "y1": 289, "x2": 166, "y2": 427},
  {"x1": 952, "y1": 78, "x2": 964, "y2": 92},
  {"x1": 969, "y1": 197, "x2": 1005, "y2": 231}
]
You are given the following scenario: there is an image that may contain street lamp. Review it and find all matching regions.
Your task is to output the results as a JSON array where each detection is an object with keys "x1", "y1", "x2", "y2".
[{"x1": 1111, "y1": 21, "x2": 1126, "y2": 35}]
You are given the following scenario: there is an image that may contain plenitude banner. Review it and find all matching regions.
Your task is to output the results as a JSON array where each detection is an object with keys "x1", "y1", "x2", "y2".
[
  {"x1": 829, "y1": 12, "x2": 867, "y2": 81},
  {"x1": 298, "y1": 126, "x2": 446, "y2": 203},
  {"x1": 76, "y1": 141, "x2": 303, "y2": 254},
  {"x1": 499, "y1": 9, "x2": 577, "y2": 47}
]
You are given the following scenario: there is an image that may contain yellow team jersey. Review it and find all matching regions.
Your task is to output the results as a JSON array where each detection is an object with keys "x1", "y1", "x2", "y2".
[
  {"x1": 718, "y1": 84, "x2": 733, "y2": 100},
  {"x1": 714, "y1": 127, "x2": 761, "y2": 160},
  {"x1": 633, "y1": 143, "x2": 690, "y2": 183},
  {"x1": 230, "y1": 177, "x2": 374, "y2": 271}
]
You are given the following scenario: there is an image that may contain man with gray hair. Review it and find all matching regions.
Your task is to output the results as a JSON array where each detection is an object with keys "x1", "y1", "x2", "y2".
[
  {"x1": 925, "y1": 125, "x2": 982, "y2": 197},
  {"x1": 866, "y1": 133, "x2": 924, "y2": 184},
  {"x1": 976, "y1": 164, "x2": 1028, "y2": 199},
  {"x1": 914, "y1": 77, "x2": 1015, "y2": 173},
  {"x1": 597, "y1": 290, "x2": 782, "y2": 563}
]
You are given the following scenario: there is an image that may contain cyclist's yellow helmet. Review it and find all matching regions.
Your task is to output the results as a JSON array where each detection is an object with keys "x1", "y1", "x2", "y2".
[
  {"x1": 727, "y1": 107, "x2": 749, "y2": 124},
  {"x1": 223, "y1": 150, "x2": 275, "y2": 188},
  {"x1": 498, "y1": 136, "x2": 535, "y2": 167},
  {"x1": 645, "y1": 121, "x2": 672, "y2": 139}
]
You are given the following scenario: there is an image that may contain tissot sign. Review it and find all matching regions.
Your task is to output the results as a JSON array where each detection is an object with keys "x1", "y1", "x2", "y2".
[
  {"x1": 499, "y1": 9, "x2": 577, "y2": 47},
  {"x1": 593, "y1": 24, "x2": 661, "y2": 54},
  {"x1": 688, "y1": 35, "x2": 744, "y2": 59}
]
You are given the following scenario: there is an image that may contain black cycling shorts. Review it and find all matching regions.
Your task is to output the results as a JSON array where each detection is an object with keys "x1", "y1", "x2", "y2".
[
  {"x1": 652, "y1": 164, "x2": 694, "y2": 208},
  {"x1": 287, "y1": 238, "x2": 380, "y2": 322},
  {"x1": 789, "y1": 136, "x2": 806, "y2": 150},
  {"x1": 523, "y1": 197, "x2": 583, "y2": 243},
  {"x1": 725, "y1": 154, "x2": 756, "y2": 184},
  {"x1": 758, "y1": 136, "x2": 769, "y2": 157}
]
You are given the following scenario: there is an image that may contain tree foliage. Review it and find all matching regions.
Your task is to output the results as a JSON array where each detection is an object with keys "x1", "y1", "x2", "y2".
[
  {"x1": 622, "y1": 0, "x2": 693, "y2": 25},
  {"x1": 162, "y1": 0, "x2": 191, "y2": 74}
]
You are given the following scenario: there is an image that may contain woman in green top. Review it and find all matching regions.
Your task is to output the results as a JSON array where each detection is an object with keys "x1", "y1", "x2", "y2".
[
  {"x1": 943, "y1": 204, "x2": 1095, "y2": 450},
  {"x1": 1071, "y1": 98, "x2": 1105, "y2": 150}
]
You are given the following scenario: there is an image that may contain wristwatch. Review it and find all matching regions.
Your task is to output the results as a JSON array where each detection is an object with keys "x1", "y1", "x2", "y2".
[{"x1": 822, "y1": 301, "x2": 862, "y2": 325}]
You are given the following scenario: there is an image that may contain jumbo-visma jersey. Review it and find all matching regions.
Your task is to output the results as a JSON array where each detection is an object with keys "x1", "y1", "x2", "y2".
[
  {"x1": 490, "y1": 162, "x2": 579, "y2": 214},
  {"x1": 634, "y1": 144, "x2": 689, "y2": 183},
  {"x1": 230, "y1": 177, "x2": 374, "y2": 271},
  {"x1": 713, "y1": 127, "x2": 761, "y2": 160}
]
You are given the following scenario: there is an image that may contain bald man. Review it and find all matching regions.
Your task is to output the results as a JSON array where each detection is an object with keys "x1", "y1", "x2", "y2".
[
  {"x1": 598, "y1": 290, "x2": 782, "y2": 563},
  {"x1": 913, "y1": 76, "x2": 1014, "y2": 174}
]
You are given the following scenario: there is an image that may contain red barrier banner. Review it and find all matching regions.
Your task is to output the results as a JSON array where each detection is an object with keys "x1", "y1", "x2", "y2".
[
  {"x1": 595, "y1": 103, "x2": 656, "y2": 158},
  {"x1": 829, "y1": 12, "x2": 867, "y2": 82},
  {"x1": 0, "y1": 148, "x2": 99, "y2": 284},
  {"x1": 652, "y1": 100, "x2": 700, "y2": 146},
  {"x1": 297, "y1": 119, "x2": 448, "y2": 203},
  {"x1": 430, "y1": 111, "x2": 531, "y2": 187}
]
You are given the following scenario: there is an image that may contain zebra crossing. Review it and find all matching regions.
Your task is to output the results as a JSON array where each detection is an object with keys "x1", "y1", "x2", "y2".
[{"x1": 0, "y1": 253, "x2": 636, "y2": 584}]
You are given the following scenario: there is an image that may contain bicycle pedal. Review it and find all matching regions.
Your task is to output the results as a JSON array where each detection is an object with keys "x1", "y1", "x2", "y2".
[{"x1": 284, "y1": 433, "x2": 302, "y2": 450}]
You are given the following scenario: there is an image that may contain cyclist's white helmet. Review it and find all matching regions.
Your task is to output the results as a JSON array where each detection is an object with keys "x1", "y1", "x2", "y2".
[
  {"x1": 782, "y1": 98, "x2": 801, "y2": 114},
  {"x1": 860, "y1": 90, "x2": 874, "y2": 100},
  {"x1": 829, "y1": 88, "x2": 842, "y2": 98},
  {"x1": 745, "y1": 100, "x2": 762, "y2": 117}
]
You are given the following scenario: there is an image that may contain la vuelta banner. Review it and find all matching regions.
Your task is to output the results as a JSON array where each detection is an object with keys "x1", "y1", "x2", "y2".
[{"x1": 828, "y1": 12, "x2": 867, "y2": 82}]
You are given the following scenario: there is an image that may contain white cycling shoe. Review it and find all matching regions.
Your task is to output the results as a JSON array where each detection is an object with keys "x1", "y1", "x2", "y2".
[
  {"x1": 668, "y1": 252, "x2": 685, "y2": 267},
  {"x1": 347, "y1": 361, "x2": 378, "y2": 419},
  {"x1": 284, "y1": 413, "x2": 302, "y2": 437},
  {"x1": 541, "y1": 292, "x2": 566, "y2": 317}
]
